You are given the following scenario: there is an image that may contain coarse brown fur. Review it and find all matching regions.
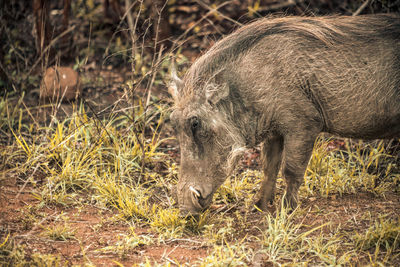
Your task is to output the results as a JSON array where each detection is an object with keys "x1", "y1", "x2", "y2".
[{"x1": 170, "y1": 14, "x2": 400, "y2": 215}]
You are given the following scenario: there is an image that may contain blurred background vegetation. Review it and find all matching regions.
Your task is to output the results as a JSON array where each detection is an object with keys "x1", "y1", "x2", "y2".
[{"x1": 1, "y1": 0, "x2": 400, "y2": 96}]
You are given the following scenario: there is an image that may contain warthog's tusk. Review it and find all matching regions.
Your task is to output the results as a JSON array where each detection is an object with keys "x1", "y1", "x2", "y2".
[{"x1": 189, "y1": 186, "x2": 201, "y2": 198}]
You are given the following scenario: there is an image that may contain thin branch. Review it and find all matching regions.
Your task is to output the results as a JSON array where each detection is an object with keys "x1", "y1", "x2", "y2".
[
  {"x1": 195, "y1": 0, "x2": 242, "y2": 27},
  {"x1": 124, "y1": 0, "x2": 139, "y2": 79},
  {"x1": 257, "y1": 0, "x2": 304, "y2": 12},
  {"x1": 353, "y1": 0, "x2": 371, "y2": 16},
  {"x1": 170, "y1": 1, "x2": 234, "y2": 53},
  {"x1": 25, "y1": 25, "x2": 76, "y2": 79}
]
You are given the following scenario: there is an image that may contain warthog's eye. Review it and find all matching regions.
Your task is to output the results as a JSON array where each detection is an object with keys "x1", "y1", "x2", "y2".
[
  {"x1": 189, "y1": 116, "x2": 210, "y2": 143},
  {"x1": 190, "y1": 116, "x2": 200, "y2": 133}
]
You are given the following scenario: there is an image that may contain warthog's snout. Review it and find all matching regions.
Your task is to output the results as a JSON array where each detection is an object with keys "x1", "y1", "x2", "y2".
[
  {"x1": 179, "y1": 184, "x2": 213, "y2": 215},
  {"x1": 189, "y1": 185, "x2": 212, "y2": 210}
]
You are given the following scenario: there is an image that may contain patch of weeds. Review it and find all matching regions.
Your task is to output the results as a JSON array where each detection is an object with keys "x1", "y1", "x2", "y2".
[
  {"x1": 97, "y1": 231, "x2": 153, "y2": 258},
  {"x1": 184, "y1": 211, "x2": 212, "y2": 235},
  {"x1": 0, "y1": 234, "x2": 26, "y2": 266},
  {"x1": 258, "y1": 206, "x2": 304, "y2": 264},
  {"x1": 0, "y1": 93, "x2": 25, "y2": 133},
  {"x1": 197, "y1": 241, "x2": 251, "y2": 267},
  {"x1": 215, "y1": 170, "x2": 261, "y2": 208},
  {"x1": 354, "y1": 216, "x2": 400, "y2": 251},
  {"x1": 258, "y1": 202, "x2": 328, "y2": 265},
  {"x1": 42, "y1": 222, "x2": 76, "y2": 241},
  {"x1": 31, "y1": 253, "x2": 64, "y2": 266},
  {"x1": 204, "y1": 216, "x2": 236, "y2": 244},
  {"x1": 20, "y1": 205, "x2": 41, "y2": 231},
  {"x1": 9, "y1": 97, "x2": 170, "y2": 211},
  {"x1": 93, "y1": 173, "x2": 152, "y2": 222},
  {"x1": 150, "y1": 206, "x2": 186, "y2": 239},
  {"x1": 303, "y1": 138, "x2": 396, "y2": 198},
  {"x1": 304, "y1": 232, "x2": 355, "y2": 265},
  {"x1": 33, "y1": 187, "x2": 79, "y2": 207},
  {"x1": 353, "y1": 215, "x2": 400, "y2": 266}
]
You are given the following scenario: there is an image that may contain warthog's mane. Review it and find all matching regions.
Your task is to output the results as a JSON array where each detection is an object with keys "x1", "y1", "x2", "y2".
[{"x1": 177, "y1": 14, "x2": 400, "y2": 106}]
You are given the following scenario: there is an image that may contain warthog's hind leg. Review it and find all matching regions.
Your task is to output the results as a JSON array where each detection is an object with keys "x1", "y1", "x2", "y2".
[{"x1": 255, "y1": 134, "x2": 284, "y2": 211}]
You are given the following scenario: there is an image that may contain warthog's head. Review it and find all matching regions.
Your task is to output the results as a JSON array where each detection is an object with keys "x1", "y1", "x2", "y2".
[{"x1": 169, "y1": 67, "x2": 246, "y2": 215}]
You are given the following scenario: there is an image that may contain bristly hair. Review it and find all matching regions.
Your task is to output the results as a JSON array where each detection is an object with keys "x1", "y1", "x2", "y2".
[{"x1": 177, "y1": 14, "x2": 400, "y2": 106}]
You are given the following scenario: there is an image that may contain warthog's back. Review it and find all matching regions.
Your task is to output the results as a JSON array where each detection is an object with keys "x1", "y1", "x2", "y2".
[
  {"x1": 187, "y1": 15, "x2": 400, "y2": 140},
  {"x1": 281, "y1": 15, "x2": 400, "y2": 139}
]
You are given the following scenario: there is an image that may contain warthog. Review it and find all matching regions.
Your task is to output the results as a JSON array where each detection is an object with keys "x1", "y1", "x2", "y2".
[{"x1": 169, "y1": 15, "x2": 400, "y2": 215}]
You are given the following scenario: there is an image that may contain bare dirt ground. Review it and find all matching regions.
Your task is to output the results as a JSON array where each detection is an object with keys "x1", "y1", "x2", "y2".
[
  {"x1": 2, "y1": 169, "x2": 400, "y2": 265},
  {"x1": 0, "y1": 178, "x2": 209, "y2": 265}
]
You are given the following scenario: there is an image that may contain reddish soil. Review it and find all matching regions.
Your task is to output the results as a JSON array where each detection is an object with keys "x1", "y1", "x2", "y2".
[
  {"x1": 0, "y1": 176, "x2": 210, "y2": 265},
  {"x1": 2, "y1": 171, "x2": 400, "y2": 265}
]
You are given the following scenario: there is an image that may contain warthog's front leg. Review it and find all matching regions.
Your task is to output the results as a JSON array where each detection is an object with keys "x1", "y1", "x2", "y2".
[
  {"x1": 255, "y1": 134, "x2": 284, "y2": 211},
  {"x1": 282, "y1": 134, "x2": 317, "y2": 210}
]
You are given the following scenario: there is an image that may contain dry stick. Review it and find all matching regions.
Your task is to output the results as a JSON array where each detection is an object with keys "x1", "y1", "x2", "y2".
[
  {"x1": 161, "y1": 245, "x2": 179, "y2": 265},
  {"x1": 353, "y1": 0, "x2": 371, "y2": 16},
  {"x1": 125, "y1": 0, "x2": 138, "y2": 80},
  {"x1": 145, "y1": 0, "x2": 169, "y2": 108},
  {"x1": 195, "y1": 0, "x2": 242, "y2": 27},
  {"x1": 25, "y1": 25, "x2": 76, "y2": 80},
  {"x1": 21, "y1": 101, "x2": 40, "y2": 130},
  {"x1": 124, "y1": 0, "x2": 147, "y2": 176},
  {"x1": 146, "y1": 44, "x2": 164, "y2": 108},
  {"x1": 122, "y1": 0, "x2": 141, "y2": 112},
  {"x1": 17, "y1": 211, "x2": 58, "y2": 239},
  {"x1": 140, "y1": 2, "x2": 167, "y2": 173},
  {"x1": 165, "y1": 238, "x2": 203, "y2": 244},
  {"x1": 257, "y1": 0, "x2": 304, "y2": 12},
  {"x1": 15, "y1": 162, "x2": 40, "y2": 199},
  {"x1": 82, "y1": 97, "x2": 115, "y2": 146},
  {"x1": 170, "y1": 1, "x2": 234, "y2": 54}
]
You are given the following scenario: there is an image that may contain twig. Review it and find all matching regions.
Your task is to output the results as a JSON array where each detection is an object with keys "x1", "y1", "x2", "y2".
[
  {"x1": 124, "y1": 0, "x2": 139, "y2": 80},
  {"x1": 18, "y1": 211, "x2": 57, "y2": 238},
  {"x1": 171, "y1": 1, "x2": 234, "y2": 53},
  {"x1": 257, "y1": 0, "x2": 304, "y2": 12},
  {"x1": 21, "y1": 100, "x2": 40, "y2": 130},
  {"x1": 161, "y1": 245, "x2": 179, "y2": 265},
  {"x1": 195, "y1": 0, "x2": 242, "y2": 27},
  {"x1": 82, "y1": 97, "x2": 115, "y2": 146},
  {"x1": 16, "y1": 162, "x2": 40, "y2": 199},
  {"x1": 146, "y1": 44, "x2": 164, "y2": 107},
  {"x1": 353, "y1": 0, "x2": 371, "y2": 16},
  {"x1": 25, "y1": 25, "x2": 76, "y2": 80},
  {"x1": 165, "y1": 238, "x2": 204, "y2": 244},
  {"x1": 145, "y1": 0, "x2": 168, "y2": 108}
]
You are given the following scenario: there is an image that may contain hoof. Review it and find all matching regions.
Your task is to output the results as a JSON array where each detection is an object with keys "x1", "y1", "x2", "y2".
[{"x1": 253, "y1": 199, "x2": 275, "y2": 213}]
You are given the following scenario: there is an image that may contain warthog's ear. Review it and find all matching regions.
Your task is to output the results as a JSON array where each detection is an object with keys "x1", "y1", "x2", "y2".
[
  {"x1": 168, "y1": 63, "x2": 182, "y2": 102},
  {"x1": 205, "y1": 82, "x2": 229, "y2": 105}
]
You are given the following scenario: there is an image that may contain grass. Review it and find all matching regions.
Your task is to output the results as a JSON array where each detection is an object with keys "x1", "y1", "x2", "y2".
[
  {"x1": 354, "y1": 216, "x2": 400, "y2": 251},
  {"x1": 42, "y1": 223, "x2": 76, "y2": 241},
  {"x1": 1, "y1": 88, "x2": 399, "y2": 265},
  {"x1": 96, "y1": 230, "x2": 154, "y2": 258},
  {"x1": 303, "y1": 137, "x2": 399, "y2": 198},
  {"x1": 197, "y1": 241, "x2": 250, "y2": 267}
]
